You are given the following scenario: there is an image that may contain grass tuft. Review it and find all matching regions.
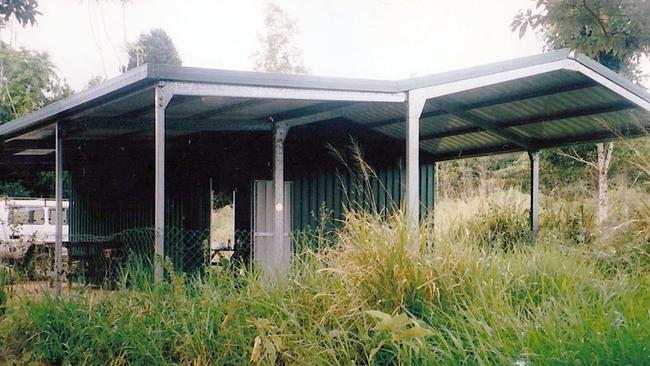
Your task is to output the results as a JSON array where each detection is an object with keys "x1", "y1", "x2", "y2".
[{"x1": 1, "y1": 200, "x2": 650, "y2": 364}]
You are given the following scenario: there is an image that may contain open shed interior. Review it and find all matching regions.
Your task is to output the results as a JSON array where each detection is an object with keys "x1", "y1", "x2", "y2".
[
  {"x1": 0, "y1": 49, "x2": 649, "y2": 276},
  {"x1": 62, "y1": 116, "x2": 435, "y2": 271}
]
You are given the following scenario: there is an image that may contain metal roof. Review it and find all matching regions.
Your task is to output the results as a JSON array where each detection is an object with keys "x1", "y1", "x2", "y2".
[{"x1": 1, "y1": 48, "x2": 649, "y2": 164}]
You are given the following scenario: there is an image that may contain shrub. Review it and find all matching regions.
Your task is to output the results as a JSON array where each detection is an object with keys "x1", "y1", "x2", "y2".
[
  {"x1": 467, "y1": 201, "x2": 532, "y2": 251},
  {"x1": 541, "y1": 198, "x2": 596, "y2": 245}
]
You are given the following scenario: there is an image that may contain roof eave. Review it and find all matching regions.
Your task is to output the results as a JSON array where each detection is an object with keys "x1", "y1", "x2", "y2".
[{"x1": 0, "y1": 64, "x2": 152, "y2": 139}]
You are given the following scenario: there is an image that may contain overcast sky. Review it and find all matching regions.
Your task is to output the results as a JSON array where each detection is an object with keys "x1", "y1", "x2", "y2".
[{"x1": 1, "y1": 0, "x2": 648, "y2": 91}]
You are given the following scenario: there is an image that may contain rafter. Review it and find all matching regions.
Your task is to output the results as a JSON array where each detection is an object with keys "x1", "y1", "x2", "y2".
[
  {"x1": 428, "y1": 99, "x2": 531, "y2": 149},
  {"x1": 364, "y1": 80, "x2": 597, "y2": 129},
  {"x1": 419, "y1": 102, "x2": 634, "y2": 142}
]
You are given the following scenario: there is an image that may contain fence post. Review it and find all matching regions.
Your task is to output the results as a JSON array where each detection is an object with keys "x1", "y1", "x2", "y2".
[
  {"x1": 54, "y1": 123, "x2": 64, "y2": 297},
  {"x1": 529, "y1": 150, "x2": 540, "y2": 236}
]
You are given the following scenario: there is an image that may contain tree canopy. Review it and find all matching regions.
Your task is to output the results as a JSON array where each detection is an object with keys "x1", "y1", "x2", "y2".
[
  {"x1": 253, "y1": 2, "x2": 307, "y2": 74},
  {"x1": 512, "y1": 0, "x2": 650, "y2": 77},
  {"x1": 0, "y1": 0, "x2": 39, "y2": 27},
  {"x1": 0, "y1": 43, "x2": 72, "y2": 124},
  {"x1": 125, "y1": 29, "x2": 182, "y2": 70}
]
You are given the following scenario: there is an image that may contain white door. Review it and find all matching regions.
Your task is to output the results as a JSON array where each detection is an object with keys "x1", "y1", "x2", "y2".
[{"x1": 252, "y1": 180, "x2": 292, "y2": 267}]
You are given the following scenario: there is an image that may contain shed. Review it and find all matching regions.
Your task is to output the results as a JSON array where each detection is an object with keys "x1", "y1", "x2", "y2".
[{"x1": 1, "y1": 49, "x2": 649, "y2": 287}]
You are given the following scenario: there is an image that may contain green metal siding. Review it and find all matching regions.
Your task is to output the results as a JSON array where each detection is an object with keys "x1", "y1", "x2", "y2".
[
  {"x1": 290, "y1": 162, "x2": 435, "y2": 231},
  {"x1": 67, "y1": 120, "x2": 437, "y2": 270}
]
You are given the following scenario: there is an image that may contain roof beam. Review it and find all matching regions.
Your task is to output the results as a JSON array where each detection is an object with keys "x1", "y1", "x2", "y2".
[
  {"x1": 276, "y1": 103, "x2": 364, "y2": 128},
  {"x1": 166, "y1": 81, "x2": 406, "y2": 103},
  {"x1": 415, "y1": 60, "x2": 571, "y2": 100},
  {"x1": 420, "y1": 102, "x2": 635, "y2": 142},
  {"x1": 364, "y1": 80, "x2": 597, "y2": 129},
  {"x1": 272, "y1": 101, "x2": 352, "y2": 121},
  {"x1": 462, "y1": 79, "x2": 596, "y2": 110},
  {"x1": 420, "y1": 126, "x2": 482, "y2": 141},
  {"x1": 565, "y1": 57, "x2": 650, "y2": 112},
  {"x1": 428, "y1": 98, "x2": 531, "y2": 149},
  {"x1": 431, "y1": 144, "x2": 522, "y2": 162},
  {"x1": 500, "y1": 102, "x2": 633, "y2": 129},
  {"x1": 186, "y1": 99, "x2": 273, "y2": 122},
  {"x1": 70, "y1": 85, "x2": 154, "y2": 120},
  {"x1": 365, "y1": 109, "x2": 443, "y2": 129},
  {"x1": 532, "y1": 125, "x2": 650, "y2": 150},
  {"x1": 1, "y1": 139, "x2": 54, "y2": 151}
]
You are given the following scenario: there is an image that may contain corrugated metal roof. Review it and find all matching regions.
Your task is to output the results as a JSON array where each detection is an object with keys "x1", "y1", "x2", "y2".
[{"x1": 0, "y1": 49, "x2": 649, "y2": 163}]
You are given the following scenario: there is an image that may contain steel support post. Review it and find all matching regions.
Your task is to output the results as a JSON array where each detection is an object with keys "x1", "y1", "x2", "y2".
[
  {"x1": 430, "y1": 161, "x2": 437, "y2": 223},
  {"x1": 154, "y1": 84, "x2": 171, "y2": 282},
  {"x1": 54, "y1": 123, "x2": 63, "y2": 297},
  {"x1": 529, "y1": 150, "x2": 540, "y2": 235},
  {"x1": 405, "y1": 91, "x2": 426, "y2": 240},
  {"x1": 272, "y1": 122, "x2": 289, "y2": 274}
]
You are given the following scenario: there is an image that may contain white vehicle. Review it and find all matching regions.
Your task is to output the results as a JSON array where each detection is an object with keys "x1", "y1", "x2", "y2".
[{"x1": 0, "y1": 197, "x2": 69, "y2": 278}]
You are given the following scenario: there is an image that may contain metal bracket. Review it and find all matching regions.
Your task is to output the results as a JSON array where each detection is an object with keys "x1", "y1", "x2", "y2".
[
  {"x1": 273, "y1": 121, "x2": 291, "y2": 136},
  {"x1": 156, "y1": 82, "x2": 173, "y2": 110},
  {"x1": 407, "y1": 90, "x2": 427, "y2": 119}
]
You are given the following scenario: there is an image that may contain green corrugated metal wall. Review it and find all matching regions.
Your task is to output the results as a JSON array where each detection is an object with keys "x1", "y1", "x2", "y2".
[
  {"x1": 69, "y1": 177, "x2": 211, "y2": 272},
  {"x1": 70, "y1": 162, "x2": 435, "y2": 234},
  {"x1": 291, "y1": 162, "x2": 435, "y2": 230},
  {"x1": 67, "y1": 122, "x2": 436, "y2": 270}
]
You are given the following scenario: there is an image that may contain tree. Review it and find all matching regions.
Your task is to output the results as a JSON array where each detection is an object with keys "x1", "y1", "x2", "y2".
[
  {"x1": 85, "y1": 75, "x2": 106, "y2": 90},
  {"x1": 1, "y1": 0, "x2": 127, "y2": 28},
  {"x1": 125, "y1": 29, "x2": 181, "y2": 71},
  {"x1": 0, "y1": 43, "x2": 72, "y2": 124},
  {"x1": 252, "y1": 2, "x2": 307, "y2": 74},
  {"x1": 0, "y1": 0, "x2": 39, "y2": 27},
  {"x1": 513, "y1": 0, "x2": 650, "y2": 225}
]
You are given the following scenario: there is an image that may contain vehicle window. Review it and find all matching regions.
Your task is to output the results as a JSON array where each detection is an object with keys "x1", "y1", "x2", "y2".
[
  {"x1": 9, "y1": 207, "x2": 45, "y2": 225},
  {"x1": 49, "y1": 208, "x2": 68, "y2": 225}
]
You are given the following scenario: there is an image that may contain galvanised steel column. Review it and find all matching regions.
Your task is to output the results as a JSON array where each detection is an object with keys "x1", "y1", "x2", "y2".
[
  {"x1": 154, "y1": 84, "x2": 171, "y2": 282},
  {"x1": 272, "y1": 122, "x2": 288, "y2": 274},
  {"x1": 54, "y1": 123, "x2": 63, "y2": 297},
  {"x1": 529, "y1": 150, "x2": 540, "y2": 235},
  {"x1": 405, "y1": 91, "x2": 425, "y2": 247}
]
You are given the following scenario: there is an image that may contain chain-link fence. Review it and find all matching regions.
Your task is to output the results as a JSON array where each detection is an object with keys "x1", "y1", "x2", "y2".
[
  {"x1": 64, "y1": 227, "x2": 255, "y2": 285},
  {"x1": 2, "y1": 225, "x2": 338, "y2": 288}
]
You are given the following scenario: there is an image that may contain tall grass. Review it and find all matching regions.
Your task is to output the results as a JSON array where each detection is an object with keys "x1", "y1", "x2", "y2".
[{"x1": 1, "y1": 205, "x2": 649, "y2": 365}]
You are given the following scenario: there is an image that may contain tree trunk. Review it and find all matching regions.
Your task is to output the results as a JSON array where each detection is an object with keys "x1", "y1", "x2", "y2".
[{"x1": 596, "y1": 142, "x2": 614, "y2": 225}]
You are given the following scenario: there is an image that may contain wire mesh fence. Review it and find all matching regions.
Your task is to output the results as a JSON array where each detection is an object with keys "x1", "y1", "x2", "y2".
[
  {"x1": 2, "y1": 223, "x2": 348, "y2": 289},
  {"x1": 0, "y1": 226, "x2": 259, "y2": 289},
  {"x1": 57, "y1": 227, "x2": 251, "y2": 285}
]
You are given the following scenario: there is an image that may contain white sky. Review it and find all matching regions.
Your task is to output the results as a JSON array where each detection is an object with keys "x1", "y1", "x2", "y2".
[{"x1": 1, "y1": 0, "x2": 648, "y2": 91}]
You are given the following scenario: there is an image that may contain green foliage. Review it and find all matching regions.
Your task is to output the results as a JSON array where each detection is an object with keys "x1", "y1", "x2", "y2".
[
  {"x1": 125, "y1": 29, "x2": 182, "y2": 71},
  {"x1": 0, "y1": 43, "x2": 72, "y2": 124},
  {"x1": 365, "y1": 310, "x2": 433, "y2": 362},
  {"x1": 0, "y1": 0, "x2": 39, "y2": 27},
  {"x1": 0, "y1": 266, "x2": 19, "y2": 317},
  {"x1": 0, "y1": 266, "x2": 18, "y2": 287},
  {"x1": 437, "y1": 153, "x2": 528, "y2": 199},
  {"x1": 467, "y1": 200, "x2": 533, "y2": 251},
  {"x1": 84, "y1": 75, "x2": 106, "y2": 90},
  {"x1": 2, "y1": 208, "x2": 650, "y2": 364},
  {"x1": 541, "y1": 145, "x2": 594, "y2": 190},
  {"x1": 0, "y1": 181, "x2": 31, "y2": 197},
  {"x1": 542, "y1": 198, "x2": 596, "y2": 245},
  {"x1": 253, "y1": 2, "x2": 307, "y2": 74},
  {"x1": 588, "y1": 198, "x2": 650, "y2": 274},
  {"x1": 513, "y1": 0, "x2": 650, "y2": 77}
]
